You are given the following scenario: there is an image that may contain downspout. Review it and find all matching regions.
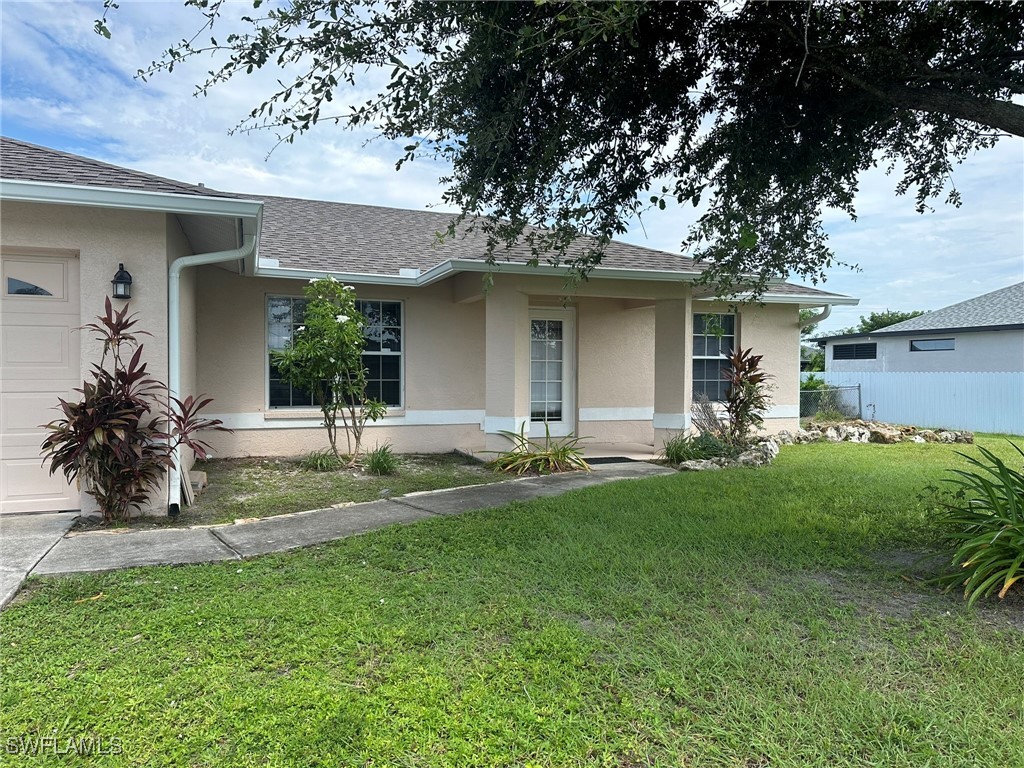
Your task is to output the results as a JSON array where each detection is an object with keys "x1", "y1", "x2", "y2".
[
  {"x1": 801, "y1": 304, "x2": 832, "y2": 329},
  {"x1": 799, "y1": 304, "x2": 832, "y2": 373},
  {"x1": 167, "y1": 234, "x2": 256, "y2": 516}
]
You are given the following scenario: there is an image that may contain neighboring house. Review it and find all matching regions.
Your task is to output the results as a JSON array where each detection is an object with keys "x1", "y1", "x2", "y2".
[
  {"x1": 816, "y1": 283, "x2": 1024, "y2": 373},
  {"x1": 811, "y1": 283, "x2": 1024, "y2": 435},
  {"x1": 0, "y1": 137, "x2": 857, "y2": 514}
]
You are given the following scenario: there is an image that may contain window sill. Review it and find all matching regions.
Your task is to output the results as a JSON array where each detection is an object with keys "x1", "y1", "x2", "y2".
[{"x1": 264, "y1": 408, "x2": 406, "y2": 421}]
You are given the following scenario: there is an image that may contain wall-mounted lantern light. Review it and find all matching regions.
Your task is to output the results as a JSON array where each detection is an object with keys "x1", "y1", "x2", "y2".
[{"x1": 111, "y1": 263, "x2": 133, "y2": 299}]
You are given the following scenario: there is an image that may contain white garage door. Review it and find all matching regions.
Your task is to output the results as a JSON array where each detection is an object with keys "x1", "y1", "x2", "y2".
[{"x1": 0, "y1": 253, "x2": 81, "y2": 513}]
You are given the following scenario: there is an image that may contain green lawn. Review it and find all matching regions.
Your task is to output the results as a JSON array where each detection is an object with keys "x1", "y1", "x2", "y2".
[{"x1": 3, "y1": 439, "x2": 1023, "y2": 766}]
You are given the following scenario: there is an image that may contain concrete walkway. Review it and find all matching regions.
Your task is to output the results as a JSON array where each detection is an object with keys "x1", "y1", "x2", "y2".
[
  {"x1": 4, "y1": 461, "x2": 673, "y2": 607},
  {"x1": 0, "y1": 513, "x2": 76, "y2": 608}
]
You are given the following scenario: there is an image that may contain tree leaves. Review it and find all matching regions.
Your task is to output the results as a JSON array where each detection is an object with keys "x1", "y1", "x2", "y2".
[{"x1": 120, "y1": 0, "x2": 1024, "y2": 297}]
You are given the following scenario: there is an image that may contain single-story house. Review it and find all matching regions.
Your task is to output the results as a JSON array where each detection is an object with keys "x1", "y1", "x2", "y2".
[
  {"x1": 816, "y1": 282, "x2": 1024, "y2": 373},
  {"x1": 1, "y1": 136, "x2": 857, "y2": 515}
]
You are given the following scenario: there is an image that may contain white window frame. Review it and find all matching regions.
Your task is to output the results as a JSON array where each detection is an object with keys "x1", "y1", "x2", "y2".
[
  {"x1": 692, "y1": 312, "x2": 736, "y2": 403},
  {"x1": 265, "y1": 294, "x2": 405, "y2": 411}
]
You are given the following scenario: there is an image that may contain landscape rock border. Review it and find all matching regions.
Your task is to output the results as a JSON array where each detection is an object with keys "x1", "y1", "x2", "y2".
[
  {"x1": 675, "y1": 437, "x2": 781, "y2": 472},
  {"x1": 778, "y1": 420, "x2": 974, "y2": 446},
  {"x1": 670, "y1": 419, "x2": 974, "y2": 472}
]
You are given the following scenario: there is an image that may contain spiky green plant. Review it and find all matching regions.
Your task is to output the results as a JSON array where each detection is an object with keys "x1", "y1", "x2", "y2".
[
  {"x1": 488, "y1": 423, "x2": 590, "y2": 476},
  {"x1": 299, "y1": 448, "x2": 345, "y2": 472},
  {"x1": 364, "y1": 442, "x2": 399, "y2": 476},
  {"x1": 930, "y1": 442, "x2": 1024, "y2": 606}
]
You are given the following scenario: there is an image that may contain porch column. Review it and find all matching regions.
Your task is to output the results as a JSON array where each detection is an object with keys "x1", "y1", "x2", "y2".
[
  {"x1": 483, "y1": 285, "x2": 531, "y2": 451},
  {"x1": 653, "y1": 296, "x2": 692, "y2": 449}
]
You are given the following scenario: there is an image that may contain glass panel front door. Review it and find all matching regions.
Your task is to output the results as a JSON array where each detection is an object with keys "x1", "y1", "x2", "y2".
[{"x1": 529, "y1": 310, "x2": 574, "y2": 437}]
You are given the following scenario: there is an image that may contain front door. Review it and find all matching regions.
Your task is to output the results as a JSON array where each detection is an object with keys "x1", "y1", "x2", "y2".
[
  {"x1": 0, "y1": 253, "x2": 81, "y2": 513},
  {"x1": 529, "y1": 309, "x2": 575, "y2": 438}
]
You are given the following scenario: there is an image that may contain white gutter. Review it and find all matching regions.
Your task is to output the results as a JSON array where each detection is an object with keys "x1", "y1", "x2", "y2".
[
  {"x1": 167, "y1": 234, "x2": 257, "y2": 516},
  {"x1": 253, "y1": 258, "x2": 857, "y2": 306},
  {"x1": 254, "y1": 258, "x2": 710, "y2": 286},
  {"x1": 801, "y1": 304, "x2": 833, "y2": 328},
  {"x1": 0, "y1": 179, "x2": 262, "y2": 218}
]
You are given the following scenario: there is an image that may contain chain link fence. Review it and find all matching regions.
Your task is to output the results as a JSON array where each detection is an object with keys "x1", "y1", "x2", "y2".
[{"x1": 799, "y1": 384, "x2": 861, "y2": 420}]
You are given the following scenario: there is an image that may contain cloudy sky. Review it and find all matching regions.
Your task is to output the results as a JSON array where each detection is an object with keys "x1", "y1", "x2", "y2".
[{"x1": 2, "y1": 1, "x2": 1021, "y2": 334}]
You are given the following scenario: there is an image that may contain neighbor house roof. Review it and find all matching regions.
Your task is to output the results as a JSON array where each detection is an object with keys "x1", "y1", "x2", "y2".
[
  {"x1": 0, "y1": 135, "x2": 856, "y2": 304},
  {"x1": 0, "y1": 136, "x2": 224, "y2": 197},
  {"x1": 817, "y1": 282, "x2": 1024, "y2": 342}
]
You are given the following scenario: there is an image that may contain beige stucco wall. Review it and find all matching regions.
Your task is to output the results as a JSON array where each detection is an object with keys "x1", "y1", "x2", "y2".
[
  {"x1": 1, "y1": 201, "x2": 180, "y2": 514},
  {"x1": 695, "y1": 299, "x2": 801, "y2": 433},
  {"x1": 195, "y1": 268, "x2": 488, "y2": 455},
  {"x1": 195, "y1": 270, "x2": 802, "y2": 457},
  {"x1": 202, "y1": 424, "x2": 484, "y2": 459},
  {"x1": 577, "y1": 298, "x2": 654, "y2": 408}
]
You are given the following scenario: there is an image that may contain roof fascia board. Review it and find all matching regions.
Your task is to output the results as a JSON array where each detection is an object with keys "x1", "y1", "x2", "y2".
[
  {"x1": 697, "y1": 292, "x2": 859, "y2": 307},
  {"x1": 255, "y1": 259, "x2": 707, "y2": 286},
  {"x1": 254, "y1": 260, "x2": 859, "y2": 303},
  {"x1": 255, "y1": 263, "x2": 422, "y2": 286},
  {"x1": 0, "y1": 179, "x2": 263, "y2": 219},
  {"x1": 438, "y1": 259, "x2": 703, "y2": 284}
]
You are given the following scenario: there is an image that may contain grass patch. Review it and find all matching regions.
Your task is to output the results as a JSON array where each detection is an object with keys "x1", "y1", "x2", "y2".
[
  {"x1": 3, "y1": 439, "x2": 1024, "y2": 766},
  {"x1": 134, "y1": 452, "x2": 499, "y2": 528}
]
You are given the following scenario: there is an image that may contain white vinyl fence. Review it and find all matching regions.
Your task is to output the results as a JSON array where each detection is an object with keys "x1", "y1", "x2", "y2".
[{"x1": 801, "y1": 371, "x2": 1024, "y2": 435}]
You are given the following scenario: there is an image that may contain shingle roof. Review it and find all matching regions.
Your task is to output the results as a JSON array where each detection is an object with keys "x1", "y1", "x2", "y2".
[
  {"x1": 0, "y1": 136, "x2": 224, "y2": 197},
  {"x1": 255, "y1": 194, "x2": 705, "y2": 274},
  {"x1": 872, "y1": 282, "x2": 1024, "y2": 333},
  {"x1": 0, "y1": 136, "x2": 854, "y2": 302}
]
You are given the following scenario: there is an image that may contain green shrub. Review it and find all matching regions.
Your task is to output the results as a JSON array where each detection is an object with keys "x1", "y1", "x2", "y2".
[
  {"x1": 364, "y1": 442, "x2": 399, "y2": 476},
  {"x1": 300, "y1": 448, "x2": 344, "y2": 472},
  {"x1": 800, "y1": 373, "x2": 828, "y2": 391},
  {"x1": 662, "y1": 432, "x2": 736, "y2": 463},
  {"x1": 488, "y1": 424, "x2": 590, "y2": 476},
  {"x1": 929, "y1": 442, "x2": 1024, "y2": 606}
]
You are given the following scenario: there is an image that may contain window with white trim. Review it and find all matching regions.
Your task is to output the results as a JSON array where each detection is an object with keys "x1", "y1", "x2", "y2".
[
  {"x1": 267, "y1": 296, "x2": 403, "y2": 408},
  {"x1": 692, "y1": 313, "x2": 735, "y2": 401}
]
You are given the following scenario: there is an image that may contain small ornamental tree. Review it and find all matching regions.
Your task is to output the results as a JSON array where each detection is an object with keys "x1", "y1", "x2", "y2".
[
  {"x1": 272, "y1": 278, "x2": 386, "y2": 463},
  {"x1": 41, "y1": 299, "x2": 225, "y2": 524}
]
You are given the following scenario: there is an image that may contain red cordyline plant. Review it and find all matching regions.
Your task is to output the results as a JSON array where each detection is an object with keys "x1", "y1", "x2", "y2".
[
  {"x1": 722, "y1": 347, "x2": 774, "y2": 446},
  {"x1": 41, "y1": 299, "x2": 226, "y2": 524}
]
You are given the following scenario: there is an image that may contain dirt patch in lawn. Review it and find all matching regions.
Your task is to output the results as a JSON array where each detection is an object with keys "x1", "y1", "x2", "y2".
[
  {"x1": 802, "y1": 554, "x2": 1024, "y2": 632},
  {"x1": 74, "y1": 452, "x2": 502, "y2": 531}
]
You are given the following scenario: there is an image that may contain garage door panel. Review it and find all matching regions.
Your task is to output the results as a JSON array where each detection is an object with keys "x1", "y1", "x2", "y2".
[
  {"x1": 0, "y1": 459, "x2": 77, "y2": 513},
  {"x1": 1, "y1": 253, "x2": 80, "y2": 513},
  {"x1": 2, "y1": 323, "x2": 74, "y2": 370},
  {"x1": 2, "y1": 391, "x2": 70, "y2": 434}
]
